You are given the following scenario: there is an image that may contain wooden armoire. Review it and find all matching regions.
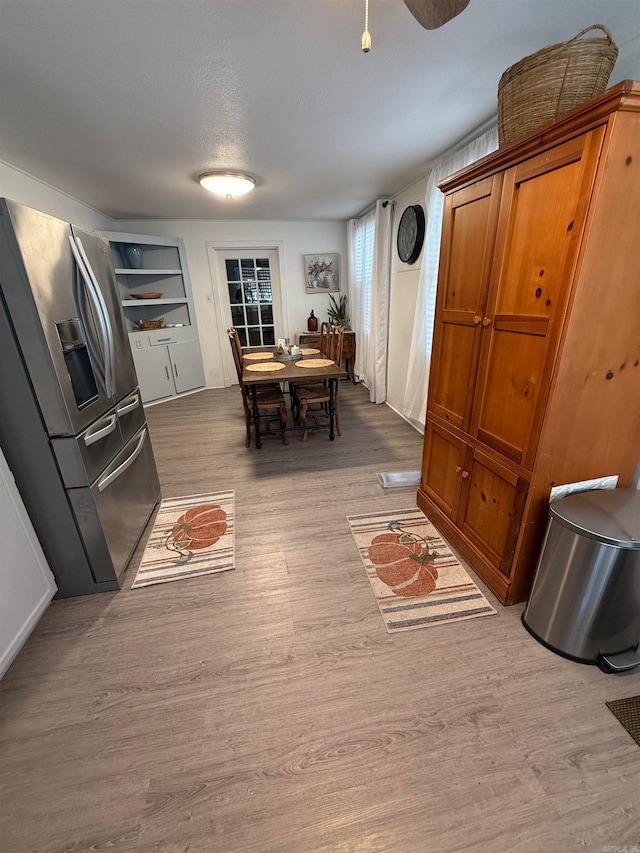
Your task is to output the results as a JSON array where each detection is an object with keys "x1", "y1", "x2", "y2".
[{"x1": 417, "y1": 80, "x2": 640, "y2": 606}]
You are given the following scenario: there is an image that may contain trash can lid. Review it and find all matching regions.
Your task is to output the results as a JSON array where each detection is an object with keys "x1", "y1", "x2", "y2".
[{"x1": 549, "y1": 489, "x2": 640, "y2": 548}]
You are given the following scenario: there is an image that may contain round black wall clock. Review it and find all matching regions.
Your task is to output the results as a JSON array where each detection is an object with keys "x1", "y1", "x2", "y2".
[{"x1": 397, "y1": 204, "x2": 425, "y2": 264}]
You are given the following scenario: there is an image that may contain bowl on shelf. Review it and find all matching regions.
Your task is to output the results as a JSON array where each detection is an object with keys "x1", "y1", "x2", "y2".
[
  {"x1": 134, "y1": 319, "x2": 165, "y2": 330},
  {"x1": 132, "y1": 292, "x2": 163, "y2": 299}
]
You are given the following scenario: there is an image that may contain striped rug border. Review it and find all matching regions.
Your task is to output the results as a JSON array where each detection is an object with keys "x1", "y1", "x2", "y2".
[
  {"x1": 132, "y1": 491, "x2": 235, "y2": 589},
  {"x1": 347, "y1": 507, "x2": 496, "y2": 633}
]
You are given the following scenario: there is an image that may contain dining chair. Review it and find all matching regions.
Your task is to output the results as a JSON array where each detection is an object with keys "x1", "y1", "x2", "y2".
[
  {"x1": 227, "y1": 328, "x2": 288, "y2": 446},
  {"x1": 295, "y1": 325, "x2": 344, "y2": 442}
]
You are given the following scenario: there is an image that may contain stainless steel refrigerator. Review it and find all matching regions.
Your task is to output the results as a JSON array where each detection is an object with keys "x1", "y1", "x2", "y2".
[{"x1": 0, "y1": 199, "x2": 161, "y2": 597}]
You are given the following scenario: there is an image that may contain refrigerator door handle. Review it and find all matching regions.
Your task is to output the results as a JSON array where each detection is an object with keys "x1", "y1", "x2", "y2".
[
  {"x1": 68, "y1": 236, "x2": 114, "y2": 398},
  {"x1": 84, "y1": 413, "x2": 118, "y2": 447},
  {"x1": 74, "y1": 237, "x2": 116, "y2": 398},
  {"x1": 116, "y1": 393, "x2": 140, "y2": 418},
  {"x1": 97, "y1": 428, "x2": 147, "y2": 493},
  {"x1": 69, "y1": 238, "x2": 106, "y2": 393}
]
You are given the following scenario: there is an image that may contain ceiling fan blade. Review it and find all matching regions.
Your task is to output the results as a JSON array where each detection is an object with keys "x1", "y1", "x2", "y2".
[{"x1": 403, "y1": 0, "x2": 471, "y2": 30}]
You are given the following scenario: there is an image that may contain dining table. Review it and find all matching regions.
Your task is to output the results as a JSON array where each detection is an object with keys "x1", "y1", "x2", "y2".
[{"x1": 241, "y1": 349, "x2": 346, "y2": 448}]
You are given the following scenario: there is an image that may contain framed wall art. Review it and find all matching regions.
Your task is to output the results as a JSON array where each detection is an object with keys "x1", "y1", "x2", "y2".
[{"x1": 304, "y1": 253, "x2": 340, "y2": 293}]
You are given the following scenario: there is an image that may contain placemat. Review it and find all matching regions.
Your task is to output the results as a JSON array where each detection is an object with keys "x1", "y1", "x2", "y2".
[
  {"x1": 246, "y1": 361, "x2": 286, "y2": 372},
  {"x1": 296, "y1": 358, "x2": 334, "y2": 368},
  {"x1": 300, "y1": 348, "x2": 320, "y2": 355},
  {"x1": 243, "y1": 352, "x2": 274, "y2": 360}
]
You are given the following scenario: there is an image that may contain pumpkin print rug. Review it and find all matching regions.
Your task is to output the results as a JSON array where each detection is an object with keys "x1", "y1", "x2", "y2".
[
  {"x1": 347, "y1": 507, "x2": 496, "y2": 633},
  {"x1": 131, "y1": 491, "x2": 235, "y2": 588}
]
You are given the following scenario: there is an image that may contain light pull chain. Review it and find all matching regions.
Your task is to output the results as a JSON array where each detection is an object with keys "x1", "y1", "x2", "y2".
[{"x1": 362, "y1": 0, "x2": 371, "y2": 52}]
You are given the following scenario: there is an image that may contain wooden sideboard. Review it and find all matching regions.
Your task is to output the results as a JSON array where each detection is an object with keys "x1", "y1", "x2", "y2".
[
  {"x1": 417, "y1": 80, "x2": 640, "y2": 606},
  {"x1": 298, "y1": 330, "x2": 356, "y2": 383}
]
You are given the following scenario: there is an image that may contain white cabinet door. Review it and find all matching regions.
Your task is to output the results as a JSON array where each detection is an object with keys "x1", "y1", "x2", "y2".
[
  {"x1": 132, "y1": 347, "x2": 174, "y2": 403},
  {"x1": 0, "y1": 448, "x2": 57, "y2": 679},
  {"x1": 169, "y1": 340, "x2": 205, "y2": 395}
]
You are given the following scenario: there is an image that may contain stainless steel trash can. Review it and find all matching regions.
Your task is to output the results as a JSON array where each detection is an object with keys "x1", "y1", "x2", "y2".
[{"x1": 522, "y1": 489, "x2": 640, "y2": 673}]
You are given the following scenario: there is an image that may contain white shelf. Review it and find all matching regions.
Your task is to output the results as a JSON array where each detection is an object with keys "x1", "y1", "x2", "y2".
[
  {"x1": 121, "y1": 298, "x2": 188, "y2": 306},
  {"x1": 115, "y1": 268, "x2": 182, "y2": 275}
]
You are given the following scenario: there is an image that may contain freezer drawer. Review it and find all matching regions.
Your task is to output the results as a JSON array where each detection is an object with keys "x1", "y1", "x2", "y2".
[
  {"x1": 67, "y1": 426, "x2": 161, "y2": 584},
  {"x1": 52, "y1": 410, "x2": 123, "y2": 488}
]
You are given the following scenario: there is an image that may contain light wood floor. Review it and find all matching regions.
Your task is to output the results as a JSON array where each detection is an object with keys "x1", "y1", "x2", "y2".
[{"x1": 1, "y1": 383, "x2": 639, "y2": 853}]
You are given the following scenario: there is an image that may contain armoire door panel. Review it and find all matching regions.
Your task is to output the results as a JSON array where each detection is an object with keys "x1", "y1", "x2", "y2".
[
  {"x1": 428, "y1": 173, "x2": 502, "y2": 429},
  {"x1": 443, "y1": 191, "x2": 494, "y2": 312},
  {"x1": 475, "y1": 429, "x2": 522, "y2": 466},
  {"x1": 421, "y1": 420, "x2": 465, "y2": 520},
  {"x1": 458, "y1": 449, "x2": 525, "y2": 577},
  {"x1": 493, "y1": 315, "x2": 549, "y2": 336},
  {"x1": 470, "y1": 128, "x2": 605, "y2": 468},
  {"x1": 473, "y1": 328, "x2": 551, "y2": 464},
  {"x1": 493, "y1": 159, "x2": 587, "y2": 318},
  {"x1": 431, "y1": 320, "x2": 477, "y2": 428}
]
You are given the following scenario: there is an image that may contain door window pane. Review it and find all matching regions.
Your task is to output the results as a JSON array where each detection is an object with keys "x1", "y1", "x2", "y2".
[
  {"x1": 226, "y1": 259, "x2": 240, "y2": 281},
  {"x1": 229, "y1": 282, "x2": 243, "y2": 304},
  {"x1": 263, "y1": 328, "x2": 275, "y2": 346},
  {"x1": 222, "y1": 255, "x2": 276, "y2": 349},
  {"x1": 258, "y1": 282, "x2": 273, "y2": 302}
]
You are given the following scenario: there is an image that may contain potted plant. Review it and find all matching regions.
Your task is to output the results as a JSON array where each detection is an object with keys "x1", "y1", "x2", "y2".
[{"x1": 327, "y1": 293, "x2": 350, "y2": 329}]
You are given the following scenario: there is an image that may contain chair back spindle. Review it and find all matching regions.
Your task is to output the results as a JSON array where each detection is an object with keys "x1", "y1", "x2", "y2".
[
  {"x1": 319, "y1": 322, "x2": 331, "y2": 356},
  {"x1": 328, "y1": 325, "x2": 344, "y2": 365}
]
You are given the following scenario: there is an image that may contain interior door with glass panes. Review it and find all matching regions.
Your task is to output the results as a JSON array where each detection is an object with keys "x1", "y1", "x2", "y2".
[
  {"x1": 217, "y1": 249, "x2": 283, "y2": 348},
  {"x1": 212, "y1": 248, "x2": 285, "y2": 387}
]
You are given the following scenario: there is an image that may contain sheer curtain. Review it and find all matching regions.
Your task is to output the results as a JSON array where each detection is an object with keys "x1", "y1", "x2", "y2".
[
  {"x1": 348, "y1": 199, "x2": 393, "y2": 403},
  {"x1": 401, "y1": 126, "x2": 498, "y2": 426}
]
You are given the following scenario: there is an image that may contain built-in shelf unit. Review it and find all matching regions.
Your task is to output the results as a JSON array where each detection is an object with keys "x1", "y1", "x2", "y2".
[{"x1": 102, "y1": 231, "x2": 205, "y2": 404}]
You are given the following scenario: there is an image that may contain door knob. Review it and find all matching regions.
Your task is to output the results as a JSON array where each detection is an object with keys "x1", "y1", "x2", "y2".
[
  {"x1": 482, "y1": 317, "x2": 492, "y2": 327},
  {"x1": 473, "y1": 314, "x2": 481, "y2": 325},
  {"x1": 461, "y1": 470, "x2": 470, "y2": 479},
  {"x1": 455, "y1": 465, "x2": 462, "y2": 473}
]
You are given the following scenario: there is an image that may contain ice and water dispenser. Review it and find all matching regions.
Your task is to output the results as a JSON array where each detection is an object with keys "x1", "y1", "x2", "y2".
[
  {"x1": 56, "y1": 318, "x2": 98, "y2": 407},
  {"x1": 523, "y1": 488, "x2": 640, "y2": 674}
]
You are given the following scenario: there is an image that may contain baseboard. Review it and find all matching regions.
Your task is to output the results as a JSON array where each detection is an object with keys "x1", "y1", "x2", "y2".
[
  {"x1": 384, "y1": 401, "x2": 424, "y2": 435},
  {"x1": 143, "y1": 386, "x2": 209, "y2": 408}
]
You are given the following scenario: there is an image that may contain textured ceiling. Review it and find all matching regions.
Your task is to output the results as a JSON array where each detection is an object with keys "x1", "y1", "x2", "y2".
[{"x1": 0, "y1": 0, "x2": 638, "y2": 221}]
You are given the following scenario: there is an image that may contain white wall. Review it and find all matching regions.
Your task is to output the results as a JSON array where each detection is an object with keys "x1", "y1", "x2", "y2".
[
  {"x1": 115, "y1": 219, "x2": 347, "y2": 389},
  {"x1": 0, "y1": 447, "x2": 57, "y2": 679},
  {"x1": 0, "y1": 160, "x2": 115, "y2": 231},
  {"x1": 386, "y1": 175, "x2": 429, "y2": 427}
]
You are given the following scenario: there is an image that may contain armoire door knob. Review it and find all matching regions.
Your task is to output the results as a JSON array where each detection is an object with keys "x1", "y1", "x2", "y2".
[
  {"x1": 473, "y1": 314, "x2": 481, "y2": 325},
  {"x1": 461, "y1": 470, "x2": 470, "y2": 479},
  {"x1": 482, "y1": 317, "x2": 492, "y2": 327},
  {"x1": 455, "y1": 465, "x2": 462, "y2": 473}
]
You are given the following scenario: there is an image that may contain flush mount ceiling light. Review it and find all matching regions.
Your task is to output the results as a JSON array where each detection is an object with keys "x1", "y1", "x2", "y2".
[{"x1": 198, "y1": 171, "x2": 256, "y2": 198}]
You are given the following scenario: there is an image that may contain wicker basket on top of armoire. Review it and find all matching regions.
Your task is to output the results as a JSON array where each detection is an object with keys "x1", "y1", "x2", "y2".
[{"x1": 497, "y1": 24, "x2": 618, "y2": 146}]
